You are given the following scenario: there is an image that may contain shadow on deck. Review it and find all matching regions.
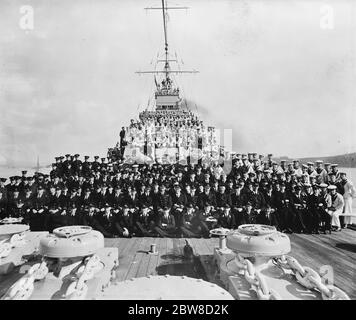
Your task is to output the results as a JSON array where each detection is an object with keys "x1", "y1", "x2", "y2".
[{"x1": 105, "y1": 229, "x2": 356, "y2": 299}]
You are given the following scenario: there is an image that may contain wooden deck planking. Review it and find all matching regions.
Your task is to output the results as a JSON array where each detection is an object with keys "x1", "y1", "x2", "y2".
[
  {"x1": 288, "y1": 233, "x2": 355, "y2": 297},
  {"x1": 152, "y1": 237, "x2": 166, "y2": 274},
  {"x1": 104, "y1": 230, "x2": 356, "y2": 299},
  {"x1": 124, "y1": 237, "x2": 147, "y2": 280},
  {"x1": 158, "y1": 238, "x2": 168, "y2": 266},
  {"x1": 115, "y1": 238, "x2": 140, "y2": 282},
  {"x1": 134, "y1": 237, "x2": 152, "y2": 278}
]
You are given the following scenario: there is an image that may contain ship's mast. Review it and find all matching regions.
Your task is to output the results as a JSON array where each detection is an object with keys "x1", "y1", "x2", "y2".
[
  {"x1": 161, "y1": 0, "x2": 170, "y2": 83},
  {"x1": 137, "y1": 1, "x2": 198, "y2": 111},
  {"x1": 137, "y1": 1, "x2": 198, "y2": 77}
]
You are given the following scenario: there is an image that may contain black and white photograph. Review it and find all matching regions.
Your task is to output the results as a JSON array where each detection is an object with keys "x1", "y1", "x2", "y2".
[{"x1": 0, "y1": 0, "x2": 355, "y2": 303}]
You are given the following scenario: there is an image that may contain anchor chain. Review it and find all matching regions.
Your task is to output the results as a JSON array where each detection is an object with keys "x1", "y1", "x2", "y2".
[
  {"x1": 2, "y1": 254, "x2": 103, "y2": 300},
  {"x1": 272, "y1": 255, "x2": 350, "y2": 300},
  {"x1": 1, "y1": 260, "x2": 49, "y2": 300},
  {"x1": 234, "y1": 253, "x2": 281, "y2": 300},
  {"x1": 65, "y1": 254, "x2": 102, "y2": 300}
]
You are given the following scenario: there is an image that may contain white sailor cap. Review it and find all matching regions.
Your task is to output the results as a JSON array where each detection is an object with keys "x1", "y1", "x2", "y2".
[
  {"x1": 327, "y1": 185, "x2": 336, "y2": 190},
  {"x1": 315, "y1": 160, "x2": 323, "y2": 164}
]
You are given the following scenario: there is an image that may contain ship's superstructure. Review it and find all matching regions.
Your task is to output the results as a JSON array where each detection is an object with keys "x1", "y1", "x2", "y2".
[{"x1": 110, "y1": 0, "x2": 221, "y2": 165}]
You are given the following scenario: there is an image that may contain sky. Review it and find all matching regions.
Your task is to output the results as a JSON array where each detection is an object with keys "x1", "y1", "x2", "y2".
[{"x1": 0, "y1": 0, "x2": 355, "y2": 167}]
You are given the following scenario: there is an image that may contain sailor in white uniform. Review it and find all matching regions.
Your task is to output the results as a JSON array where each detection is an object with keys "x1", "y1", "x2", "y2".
[
  {"x1": 326, "y1": 185, "x2": 344, "y2": 231},
  {"x1": 315, "y1": 160, "x2": 328, "y2": 183},
  {"x1": 339, "y1": 172, "x2": 356, "y2": 227},
  {"x1": 292, "y1": 160, "x2": 303, "y2": 178}
]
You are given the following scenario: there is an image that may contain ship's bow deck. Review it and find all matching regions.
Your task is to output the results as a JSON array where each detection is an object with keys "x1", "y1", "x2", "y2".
[{"x1": 105, "y1": 230, "x2": 356, "y2": 299}]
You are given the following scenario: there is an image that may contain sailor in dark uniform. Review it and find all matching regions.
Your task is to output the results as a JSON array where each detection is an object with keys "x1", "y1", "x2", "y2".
[
  {"x1": 53, "y1": 157, "x2": 61, "y2": 176},
  {"x1": 116, "y1": 205, "x2": 134, "y2": 237},
  {"x1": 231, "y1": 183, "x2": 246, "y2": 219},
  {"x1": 30, "y1": 185, "x2": 49, "y2": 231},
  {"x1": 92, "y1": 156, "x2": 101, "y2": 172},
  {"x1": 179, "y1": 203, "x2": 200, "y2": 238},
  {"x1": 256, "y1": 204, "x2": 279, "y2": 227},
  {"x1": 273, "y1": 183, "x2": 293, "y2": 232},
  {"x1": 8, "y1": 188, "x2": 23, "y2": 218},
  {"x1": 119, "y1": 126, "x2": 126, "y2": 154},
  {"x1": 47, "y1": 187, "x2": 65, "y2": 231},
  {"x1": 171, "y1": 183, "x2": 187, "y2": 228},
  {"x1": 304, "y1": 184, "x2": 322, "y2": 234},
  {"x1": 193, "y1": 202, "x2": 217, "y2": 237},
  {"x1": 195, "y1": 166, "x2": 204, "y2": 184},
  {"x1": 92, "y1": 184, "x2": 106, "y2": 208},
  {"x1": 58, "y1": 156, "x2": 66, "y2": 176},
  {"x1": 134, "y1": 204, "x2": 156, "y2": 237},
  {"x1": 82, "y1": 156, "x2": 91, "y2": 177},
  {"x1": 6, "y1": 176, "x2": 15, "y2": 195},
  {"x1": 82, "y1": 205, "x2": 98, "y2": 229},
  {"x1": 72, "y1": 154, "x2": 82, "y2": 174},
  {"x1": 66, "y1": 204, "x2": 80, "y2": 226},
  {"x1": 100, "y1": 158, "x2": 107, "y2": 171},
  {"x1": 290, "y1": 185, "x2": 308, "y2": 233},
  {"x1": 198, "y1": 184, "x2": 216, "y2": 209},
  {"x1": 217, "y1": 204, "x2": 236, "y2": 229},
  {"x1": 155, "y1": 184, "x2": 172, "y2": 217},
  {"x1": 215, "y1": 184, "x2": 232, "y2": 215},
  {"x1": 185, "y1": 185, "x2": 199, "y2": 210},
  {"x1": 95, "y1": 204, "x2": 120, "y2": 237},
  {"x1": 14, "y1": 176, "x2": 23, "y2": 194},
  {"x1": 80, "y1": 188, "x2": 93, "y2": 208},
  {"x1": 314, "y1": 185, "x2": 331, "y2": 233},
  {"x1": 154, "y1": 206, "x2": 176, "y2": 237},
  {"x1": 236, "y1": 202, "x2": 253, "y2": 226},
  {"x1": 245, "y1": 182, "x2": 265, "y2": 210},
  {"x1": 0, "y1": 188, "x2": 7, "y2": 219}
]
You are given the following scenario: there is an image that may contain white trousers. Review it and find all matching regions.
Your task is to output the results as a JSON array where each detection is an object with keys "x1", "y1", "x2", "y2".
[
  {"x1": 327, "y1": 209, "x2": 343, "y2": 228},
  {"x1": 343, "y1": 198, "x2": 355, "y2": 225}
]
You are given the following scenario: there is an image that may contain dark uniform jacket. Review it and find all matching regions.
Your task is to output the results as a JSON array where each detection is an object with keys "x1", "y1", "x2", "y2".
[
  {"x1": 245, "y1": 191, "x2": 265, "y2": 209},
  {"x1": 215, "y1": 192, "x2": 232, "y2": 208},
  {"x1": 198, "y1": 192, "x2": 217, "y2": 209},
  {"x1": 155, "y1": 193, "x2": 172, "y2": 210},
  {"x1": 217, "y1": 214, "x2": 236, "y2": 229}
]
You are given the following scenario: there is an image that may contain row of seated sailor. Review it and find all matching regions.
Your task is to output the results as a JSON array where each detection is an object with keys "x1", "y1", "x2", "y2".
[{"x1": 0, "y1": 181, "x2": 342, "y2": 236}]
